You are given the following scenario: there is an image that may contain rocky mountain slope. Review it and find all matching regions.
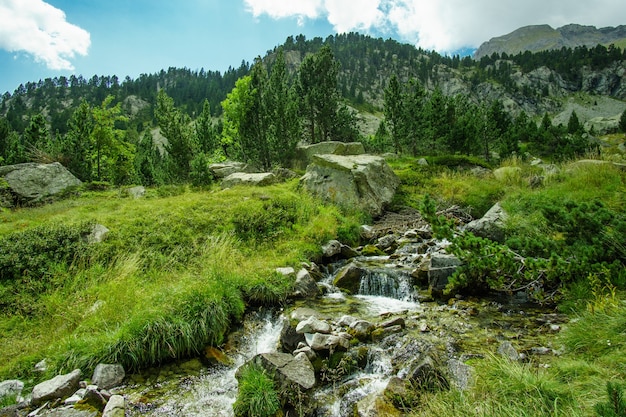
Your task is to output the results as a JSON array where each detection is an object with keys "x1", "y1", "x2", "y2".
[{"x1": 474, "y1": 24, "x2": 626, "y2": 59}]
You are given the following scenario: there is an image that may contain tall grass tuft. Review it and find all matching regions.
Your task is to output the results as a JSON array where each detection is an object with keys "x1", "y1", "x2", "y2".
[{"x1": 233, "y1": 364, "x2": 282, "y2": 417}]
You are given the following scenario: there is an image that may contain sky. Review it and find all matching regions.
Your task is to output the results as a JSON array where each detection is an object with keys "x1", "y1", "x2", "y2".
[{"x1": 1, "y1": 0, "x2": 626, "y2": 95}]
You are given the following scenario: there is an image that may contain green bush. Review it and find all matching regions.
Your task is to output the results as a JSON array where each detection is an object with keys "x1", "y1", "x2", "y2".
[{"x1": 234, "y1": 364, "x2": 281, "y2": 417}]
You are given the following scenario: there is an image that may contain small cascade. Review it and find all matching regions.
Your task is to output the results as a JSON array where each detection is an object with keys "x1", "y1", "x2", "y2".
[
  {"x1": 358, "y1": 268, "x2": 416, "y2": 301},
  {"x1": 125, "y1": 310, "x2": 284, "y2": 417}
]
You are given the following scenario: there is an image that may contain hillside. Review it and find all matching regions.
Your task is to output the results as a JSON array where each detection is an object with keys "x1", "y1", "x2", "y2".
[{"x1": 474, "y1": 23, "x2": 626, "y2": 59}]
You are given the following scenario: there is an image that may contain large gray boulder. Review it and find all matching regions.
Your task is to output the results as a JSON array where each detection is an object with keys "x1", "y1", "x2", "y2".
[
  {"x1": 91, "y1": 363, "x2": 125, "y2": 390},
  {"x1": 250, "y1": 352, "x2": 315, "y2": 390},
  {"x1": 0, "y1": 162, "x2": 81, "y2": 207},
  {"x1": 0, "y1": 380, "x2": 24, "y2": 403},
  {"x1": 464, "y1": 202, "x2": 508, "y2": 242},
  {"x1": 209, "y1": 161, "x2": 255, "y2": 179},
  {"x1": 301, "y1": 154, "x2": 399, "y2": 217},
  {"x1": 31, "y1": 369, "x2": 82, "y2": 405},
  {"x1": 221, "y1": 172, "x2": 276, "y2": 188},
  {"x1": 294, "y1": 141, "x2": 365, "y2": 169}
]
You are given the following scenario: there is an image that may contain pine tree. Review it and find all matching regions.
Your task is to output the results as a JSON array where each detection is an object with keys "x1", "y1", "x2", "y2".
[
  {"x1": 383, "y1": 75, "x2": 404, "y2": 154},
  {"x1": 62, "y1": 100, "x2": 94, "y2": 181}
]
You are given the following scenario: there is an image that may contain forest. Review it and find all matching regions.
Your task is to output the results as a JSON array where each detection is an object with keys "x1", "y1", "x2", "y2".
[{"x1": 1, "y1": 32, "x2": 626, "y2": 186}]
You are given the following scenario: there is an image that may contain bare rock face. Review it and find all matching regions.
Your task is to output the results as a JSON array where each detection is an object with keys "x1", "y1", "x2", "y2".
[
  {"x1": 0, "y1": 162, "x2": 81, "y2": 207},
  {"x1": 300, "y1": 154, "x2": 399, "y2": 217}
]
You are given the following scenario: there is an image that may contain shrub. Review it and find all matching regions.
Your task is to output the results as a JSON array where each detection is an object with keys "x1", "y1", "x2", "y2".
[{"x1": 234, "y1": 364, "x2": 281, "y2": 417}]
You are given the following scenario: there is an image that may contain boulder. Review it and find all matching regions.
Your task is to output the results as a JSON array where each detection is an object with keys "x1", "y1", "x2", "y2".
[
  {"x1": 91, "y1": 364, "x2": 125, "y2": 390},
  {"x1": 280, "y1": 319, "x2": 305, "y2": 353},
  {"x1": 428, "y1": 253, "x2": 463, "y2": 291},
  {"x1": 296, "y1": 317, "x2": 332, "y2": 335},
  {"x1": 407, "y1": 356, "x2": 449, "y2": 392},
  {"x1": 333, "y1": 263, "x2": 366, "y2": 294},
  {"x1": 300, "y1": 154, "x2": 399, "y2": 217},
  {"x1": 31, "y1": 369, "x2": 82, "y2": 405},
  {"x1": 209, "y1": 161, "x2": 254, "y2": 179},
  {"x1": 447, "y1": 359, "x2": 474, "y2": 390},
  {"x1": 0, "y1": 380, "x2": 23, "y2": 403},
  {"x1": 294, "y1": 141, "x2": 365, "y2": 169},
  {"x1": 221, "y1": 172, "x2": 276, "y2": 188},
  {"x1": 322, "y1": 240, "x2": 342, "y2": 258},
  {"x1": 0, "y1": 162, "x2": 81, "y2": 207},
  {"x1": 250, "y1": 352, "x2": 315, "y2": 390},
  {"x1": 290, "y1": 268, "x2": 321, "y2": 299},
  {"x1": 305, "y1": 333, "x2": 351, "y2": 352},
  {"x1": 102, "y1": 394, "x2": 125, "y2": 417},
  {"x1": 275, "y1": 267, "x2": 296, "y2": 277},
  {"x1": 464, "y1": 202, "x2": 508, "y2": 242},
  {"x1": 85, "y1": 224, "x2": 110, "y2": 244},
  {"x1": 350, "y1": 320, "x2": 375, "y2": 341}
]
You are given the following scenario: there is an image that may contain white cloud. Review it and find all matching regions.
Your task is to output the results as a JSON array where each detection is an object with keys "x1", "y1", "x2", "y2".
[
  {"x1": 0, "y1": 0, "x2": 90, "y2": 70},
  {"x1": 243, "y1": 0, "x2": 626, "y2": 52}
]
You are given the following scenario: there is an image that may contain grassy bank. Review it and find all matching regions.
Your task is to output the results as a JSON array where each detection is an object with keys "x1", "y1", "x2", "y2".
[{"x1": 0, "y1": 180, "x2": 364, "y2": 383}]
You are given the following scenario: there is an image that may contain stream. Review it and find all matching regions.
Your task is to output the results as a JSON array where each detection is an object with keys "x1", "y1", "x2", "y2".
[{"x1": 122, "y1": 236, "x2": 563, "y2": 416}]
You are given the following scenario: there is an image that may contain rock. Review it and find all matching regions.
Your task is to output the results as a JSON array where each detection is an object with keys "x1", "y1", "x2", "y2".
[
  {"x1": 290, "y1": 268, "x2": 320, "y2": 299},
  {"x1": 64, "y1": 388, "x2": 87, "y2": 405},
  {"x1": 126, "y1": 186, "x2": 145, "y2": 199},
  {"x1": 294, "y1": 141, "x2": 365, "y2": 169},
  {"x1": 36, "y1": 408, "x2": 99, "y2": 417},
  {"x1": 447, "y1": 359, "x2": 474, "y2": 390},
  {"x1": 0, "y1": 162, "x2": 81, "y2": 206},
  {"x1": 379, "y1": 317, "x2": 406, "y2": 329},
  {"x1": 102, "y1": 394, "x2": 125, "y2": 417},
  {"x1": 497, "y1": 341, "x2": 521, "y2": 361},
  {"x1": 271, "y1": 168, "x2": 298, "y2": 182},
  {"x1": 428, "y1": 253, "x2": 463, "y2": 291},
  {"x1": 292, "y1": 346, "x2": 317, "y2": 361},
  {"x1": 306, "y1": 333, "x2": 351, "y2": 352},
  {"x1": 81, "y1": 385, "x2": 107, "y2": 411},
  {"x1": 350, "y1": 320, "x2": 375, "y2": 340},
  {"x1": 296, "y1": 317, "x2": 331, "y2": 335},
  {"x1": 493, "y1": 166, "x2": 521, "y2": 182},
  {"x1": 275, "y1": 267, "x2": 296, "y2": 277},
  {"x1": 280, "y1": 320, "x2": 305, "y2": 353},
  {"x1": 322, "y1": 240, "x2": 342, "y2": 258},
  {"x1": 408, "y1": 357, "x2": 449, "y2": 392},
  {"x1": 337, "y1": 315, "x2": 358, "y2": 328},
  {"x1": 340, "y1": 244, "x2": 359, "y2": 259},
  {"x1": 91, "y1": 364, "x2": 125, "y2": 390},
  {"x1": 417, "y1": 158, "x2": 428, "y2": 166},
  {"x1": 0, "y1": 380, "x2": 24, "y2": 403},
  {"x1": 376, "y1": 234, "x2": 398, "y2": 252},
  {"x1": 209, "y1": 161, "x2": 254, "y2": 179},
  {"x1": 464, "y1": 202, "x2": 508, "y2": 242},
  {"x1": 203, "y1": 346, "x2": 233, "y2": 366},
  {"x1": 360, "y1": 225, "x2": 375, "y2": 240},
  {"x1": 85, "y1": 224, "x2": 109, "y2": 244},
  {"x1": 356, "y1": 392, "x2": 402, "y2": 417},
  {"x1": 31, "y1": 369, "x2": 82, "y2": 405},
  {"x1": 333, "y1": 262, "x2": 366, "y2": 294},
  {"x1": 250, "y1": 352, "x2": 315, "y2": 390},
  {"x1": 34, "y1": 359, "x2": 48, "y2": 373},
  {"x1": 371, "y1": 325, "x2": 403, "y2": 341},
  {"x1": 300, "y1": 154, "x2": 400, "y2": 217},
  {"x1": 221, "y1": 172, "x2": 276, "y2": 188},
  {"x1": 289, "y1": 307, "x2": 323, "y2": 322}
]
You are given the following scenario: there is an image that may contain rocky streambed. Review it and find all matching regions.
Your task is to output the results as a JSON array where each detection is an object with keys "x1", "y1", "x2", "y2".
[
  {"x1": 1, "y1": 208, "x2": 566, "y2": 417},
  {"x1": 117, "y1": 210, "x2": 566, "y2": 417}
]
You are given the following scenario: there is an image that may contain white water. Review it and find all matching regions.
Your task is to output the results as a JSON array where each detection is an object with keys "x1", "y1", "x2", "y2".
[{"x1": 125, "y1": 311, "x2": 284, "y2": 417}]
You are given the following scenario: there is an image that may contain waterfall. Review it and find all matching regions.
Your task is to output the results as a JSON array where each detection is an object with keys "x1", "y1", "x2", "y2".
[{"x1": 358, "y1": 268, "x2": 416, "y2": 301}]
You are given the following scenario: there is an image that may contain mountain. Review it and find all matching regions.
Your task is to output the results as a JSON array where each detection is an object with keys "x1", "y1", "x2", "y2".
[{"x1": 474, "y1": 24, "x2": 626, "y2": 59}]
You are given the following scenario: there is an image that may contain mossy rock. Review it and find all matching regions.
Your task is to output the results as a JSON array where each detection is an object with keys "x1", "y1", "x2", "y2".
[{"x1": 361, "y1": 245, "x2": 386, "y2": 256}]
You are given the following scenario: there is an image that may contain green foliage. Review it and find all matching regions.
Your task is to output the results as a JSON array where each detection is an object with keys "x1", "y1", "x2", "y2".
[
  {"x1": 234, "y1": 364, "x2": 281, "y2": 417},
  {"x1": 595, "y1": 382, "x2": 626, "y2": 416},
  {"x1": 419, "y1": 194, "x2": 455, "y2": 240},
  {"x1": 232, "y1": 195, "x2": 302, "y2": 241},
  {"x1": 189, "y1": 152, "x2": 214, "y2": 187}
]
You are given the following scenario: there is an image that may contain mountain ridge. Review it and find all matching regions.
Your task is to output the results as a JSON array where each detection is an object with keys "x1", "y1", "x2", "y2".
[{"x1": 474, "y1": 23, "x2": 626, "y2": 59}]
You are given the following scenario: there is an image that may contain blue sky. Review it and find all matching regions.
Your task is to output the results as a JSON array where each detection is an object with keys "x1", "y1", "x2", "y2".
[{"x1": 1, "y1": 0, "x2": 626, "y2": 95}]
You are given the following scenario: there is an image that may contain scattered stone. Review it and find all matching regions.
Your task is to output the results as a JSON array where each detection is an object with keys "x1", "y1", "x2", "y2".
[
  {"x1": 64, "y1": 388, "x2": 86, "y2": 405},
  {"x1": 85, "y1": 224, "x2": 109, "y2": 244},
  {"x1": 447, "y1": 359, "x2": 474, "y2": 390},
  {"x1": 464, "y1": 202, "x2": 508, "y2": 242},
  {"x1": 408, "y1": 356, "x2": 449, "y2": 392},
  {"x1": 379, "y1": 317, "x2": 406, "y2": 329},
  {"x1": 306, "y1": 333, "x2": 350, "y2": 352},
  {"x1": 91, "y1": 364, "x2": 125, "y2": 390},
  {"x1": 350, "y1": 320, "x2": 375, "y2": 340},
  {"x1": 322, "y1": 240, "x2": 342, "y2": 258},
  {"x1": 290, "y1": 268, "x2": 321, "y2": 299},
  {"x1": 209, "y1": 161, "x2": 254, "y2": 179},
  {"x1": 0, "y1": 380, "x2": 24, "y2": 403},
  {"x1": 250, "y1": 352, "x2": 315, "y2": 390},
  {"x1": 34, "y1": 360, "x2": 48, "y2": 373},
  {"x1": 296, "y1": 317, "x2": 332, "y2": 335},
  {"x1": 497, "y1": 341, "x2": 521, "y2": 361},
  {"x1": 293, "y1": 346, "x2": 317, "y2": 361},
  {"x1": 333, "y1": 262, "x2": 366, "y2": 294},
  {"x1": 81, "y1": 385, "x2": 107, "y2": 411},
  {"x1": 126, "y1": 186, "x2": 145, "y2": 199},
  {"x1": 102, "y1": 394, "x2": 125, "y2": 417},
  {"x1": 31, "y1": 369, "x2": 82, "y2": 406},
  {"x1": 221, "y1": 172, "x2": 276, "y2": 188},
  {"x1": 275, "y1": 267, "x2": 296, "y2": 277},
  {"x1": 360, "y1": 225, "x2": 375, "y2": 240},
  {"x1": 376, "y1": 234, "x2": 398, "y2": 252},
  {"x1": 340, "y1": 244, "x2": 359, "y2": 259},
  {"x1": 337, "y1": 315, "x2": 358, "y2": 328}
]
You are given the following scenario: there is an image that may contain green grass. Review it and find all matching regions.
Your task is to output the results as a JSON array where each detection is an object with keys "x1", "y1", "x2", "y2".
[
  {"x1": 0, "y1": 180, "x2": 358, "y2": 382},
  {"x1": 233, "y1": 364, "x2": 281, "y2": 417}
]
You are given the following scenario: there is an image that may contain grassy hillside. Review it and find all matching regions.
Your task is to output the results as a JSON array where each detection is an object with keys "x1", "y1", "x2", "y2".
[{"x1": 0, "y1": 181, "x2": 364, "y2": 383}]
